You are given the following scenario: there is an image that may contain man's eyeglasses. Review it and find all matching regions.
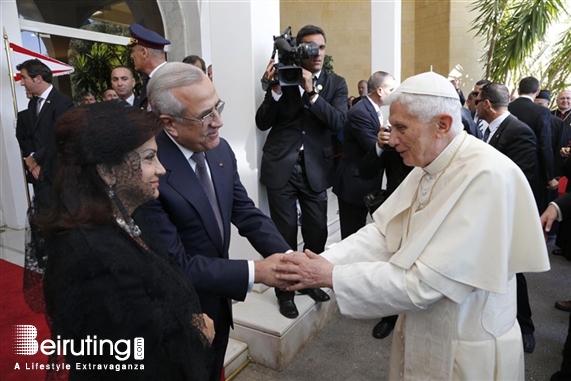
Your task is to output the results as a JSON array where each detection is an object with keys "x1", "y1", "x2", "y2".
[
  {"x1": 470, "y1": 91, "x2": 479, "y2": 97},
  {"x1": 474, "y1": 98, "x2": 485, "y2": 105},
  {"x1": 179, "y1": 100, "x2": 225, "y2": 126}
]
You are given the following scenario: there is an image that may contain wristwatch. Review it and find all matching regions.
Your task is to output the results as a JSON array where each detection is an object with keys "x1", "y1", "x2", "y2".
[{"x1": 307, "y1": 89, "x2": 318, "y2": 98}]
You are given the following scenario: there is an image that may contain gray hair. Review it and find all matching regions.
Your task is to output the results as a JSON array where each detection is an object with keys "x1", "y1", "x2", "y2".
[
  {"x1": 367, "y1": 71, "x2": 392, "y2": 93},
  {"x1": 390, "y1": 92, "x2": 463, "y2": 133},
  {"x1": 147, "y1": 62, "x2": 206, "y2": 120}
]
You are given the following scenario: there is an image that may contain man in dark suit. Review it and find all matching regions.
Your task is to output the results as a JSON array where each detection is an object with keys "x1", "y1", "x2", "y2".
[
  {"x1": 351, "y1": 79, "x2": 368, "y2": 107},
  {"x1": 476, "y1": 83, "x2": 539, "y2": 354},
  {"x1": 146, "y1": 62, "x2": 292, "y2": 381},
  {"x1": 16, "y1": 59, "x2": 74, "y2": 204},
  {"x1": 127, "y1": 23, "x2": 169, "y2": 110},
  {"x1": 255, "y1": 24, "x2": 348, "y2": 317},
  {"x1": 333, "y1": 71, "x2": 395, "y2": 239},
  {"x1": 508, "y1": 76, "x2": 557, "y2": 212},
  {"x1": 541, "y1": 193, "x2": 571, "y2": 381},
  {"x1": 111, "y1": 65, "x2": 136, "y2": 106},
  {"x1": 535, "y1": 90, "x2": 567, "y2": 202}
]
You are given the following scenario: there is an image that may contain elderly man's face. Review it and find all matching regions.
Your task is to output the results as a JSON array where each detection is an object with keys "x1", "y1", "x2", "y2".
[
  {"x1": 130, "y1": 45, "x2": 145, "y2": 72},
  {"x1": 557, "y1": 91, "x2": 571, "y2": 111},
  {"x1": 534, "y1": 98, "x2": 549, "y2": 108},
  {"x1": 388, "y1": 101, "x2": 442, "y2": 167},
  {"x1": 167, "y1": 77, "x2": 223, "y2": 152}
]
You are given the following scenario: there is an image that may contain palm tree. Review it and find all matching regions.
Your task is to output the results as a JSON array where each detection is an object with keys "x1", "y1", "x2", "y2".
[
  {"x1": 471, "y1": 0, "x2": 571, "y2": 100},
  {"x1": 68, "y1": 21, "x2": 138, "y2": 104}
]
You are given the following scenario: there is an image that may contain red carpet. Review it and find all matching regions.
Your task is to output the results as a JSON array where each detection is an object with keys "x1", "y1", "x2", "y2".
[{"x1": 1, "y1": 259, "x2": 50, "y2": 381}]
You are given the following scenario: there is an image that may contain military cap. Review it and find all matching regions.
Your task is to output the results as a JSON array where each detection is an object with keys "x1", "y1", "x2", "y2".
[{"x1": 127, "y1": 23, "x2": 171, "y2": 50}]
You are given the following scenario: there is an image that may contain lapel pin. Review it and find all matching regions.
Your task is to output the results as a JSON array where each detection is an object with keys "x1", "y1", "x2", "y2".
[{"x1": 218, "y1": 162, "x2": 224, "y2": 167}]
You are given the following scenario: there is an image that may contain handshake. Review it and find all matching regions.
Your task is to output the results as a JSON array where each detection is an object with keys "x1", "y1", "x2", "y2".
[{"x1": 254, "y1": 250, "x2": 334, "y2": 291}]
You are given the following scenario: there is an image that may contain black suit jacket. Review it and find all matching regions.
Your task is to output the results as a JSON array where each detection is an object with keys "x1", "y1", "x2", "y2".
[
  {"x1": 555, "y1": 193, "x2": 571, "y2": 216},
  {"x1": 508, "y1": 97, "x2": 554, "y2": 183},
  {"x1": 551, "y1": 115, "x2": 568, "y2": 177},
  {"x1": 332, "y1": 97, "x2": 382, "y2": 206},
  {"x1": 360, "y1": 146, "x2": 412, "y2": 196},
  {"x1": 256, "y1": 71, "x2": 348, "y2": 192},
  {"x1": 16, "y1": 109, "x2": 34, "y2": 157},
  {"x1": 27, "y1": 87, "x2": 74, "y2": 181},
  {"x1": 144, "y1": 131, "x2": 290, "y2": 325},
  {"x1": 488, "y1": 114, "x2": 538, "y2": 189}
]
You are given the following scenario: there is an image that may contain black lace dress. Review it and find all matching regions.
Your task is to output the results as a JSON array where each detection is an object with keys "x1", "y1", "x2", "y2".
[{"x1": 42, "y1": 220, "x2": 212, "y2": 380}]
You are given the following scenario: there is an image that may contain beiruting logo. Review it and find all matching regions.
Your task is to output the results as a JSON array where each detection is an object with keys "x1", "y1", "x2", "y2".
[{"x1": 12, "y1": 325, "x2": 144, "y2": 361}]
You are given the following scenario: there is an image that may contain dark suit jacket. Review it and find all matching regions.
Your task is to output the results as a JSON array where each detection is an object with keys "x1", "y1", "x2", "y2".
[
  {"x1": 256, "y1": 71, "x2": 348, "y2": 192},
  {"x1": 332, "y1": 97, "x2": 382, "y2": 206},
  {"x1": 27, "y1": 87, "x2": 74, "y2": 181},
  {"x1": 133, "y1": 78, "x2": 148, "y2": 110},
  {"x1": 360, "y1": 146, "x2": 412, "y2": 196},
  {"x1": 488, "y1": 114, "x2": 538, "y2": 189},
  {"x1": 555, "y1": 193, "x2": 571, "y2": 216},
  {"x1": 551, "y1": 115, "x2": 567, "y2": 177},
  {"x1": 508, "y1": 97, "x2": 554, "y2": 183},
  {"x1": 461, "y1": 107, "x2": 482, "y2": 139},
  {"x1": 145, "y1": 131, "x2": 290, "y2": 325},
  {"x1": 16, "y1": 109, "x2": 34, "y2": 157}
]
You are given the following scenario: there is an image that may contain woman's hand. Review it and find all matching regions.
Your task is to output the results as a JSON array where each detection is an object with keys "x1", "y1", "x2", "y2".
[{"x1": 201, "y1": 313, "x2": 215, "y2": 345}]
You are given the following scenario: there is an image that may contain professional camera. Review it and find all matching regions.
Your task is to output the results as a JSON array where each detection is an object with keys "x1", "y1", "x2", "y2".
[{"x1": 262, "y1": 26, "x2": 320, "y2": 89}]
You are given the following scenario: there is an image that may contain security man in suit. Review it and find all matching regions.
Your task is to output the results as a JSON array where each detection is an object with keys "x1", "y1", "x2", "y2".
[
  {"x1": 333, "y1": 71, "x2": 395, "y2": 239},
  {"x1": 475, "y1": 82, "x2": 540, "y2": 354},
  {"x1": 127, "y1": 23, "x2": 170, "y2": 110},
  {"x1": 16, "y1": 59, "x2": 74, "y2": 205},
  {"x1": 256, "y1": 24, "x2": 348, "y2": 318}
]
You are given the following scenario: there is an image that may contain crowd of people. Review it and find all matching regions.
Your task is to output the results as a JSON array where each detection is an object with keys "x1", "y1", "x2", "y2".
[{"x1": 12, "y1": 21, "x2": 571, "y2": 381}]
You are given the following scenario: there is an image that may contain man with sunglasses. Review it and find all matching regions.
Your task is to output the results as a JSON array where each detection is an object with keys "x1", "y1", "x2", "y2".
[
  {"x1": 145, "y1": 62, "x2": 292, "y2": 381},
  {"x1": 475, "y1": 82, "x2": 540, "y2": 353}
]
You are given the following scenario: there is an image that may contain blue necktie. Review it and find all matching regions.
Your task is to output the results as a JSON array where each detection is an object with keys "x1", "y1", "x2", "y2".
[
  {"x1": 192, "y1": 152, "x2": 224, "y2": 243},
  {"x1": 483, "y1": 127, "x2": 491, "y2": 142}
]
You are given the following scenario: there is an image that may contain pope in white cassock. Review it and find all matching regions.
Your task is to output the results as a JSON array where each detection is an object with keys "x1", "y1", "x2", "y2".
[{"x1": 275, "y1": 72, "x2": 550, "y2": 380}]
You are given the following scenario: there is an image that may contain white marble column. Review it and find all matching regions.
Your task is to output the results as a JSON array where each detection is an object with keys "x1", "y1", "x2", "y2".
[
  {"x1": 371, "y1": 1, "x2": 402, "y2": 83},
  {"x1": 371, "y1": 0, "x2": 401, "y2": 118},
  {"x1": 208, "y1": 1, "x2": 280, "y2": 262},
  {"x1": 0, "y1": 0, "x2": 30, "y2": 228}
]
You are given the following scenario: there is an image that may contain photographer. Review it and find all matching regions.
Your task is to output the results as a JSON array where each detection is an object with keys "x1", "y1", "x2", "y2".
[{"x1": 255, "y1": 24, "x2": 348, "y2": 318}]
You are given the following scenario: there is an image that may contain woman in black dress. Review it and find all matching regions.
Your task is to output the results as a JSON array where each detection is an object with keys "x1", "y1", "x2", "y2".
[{"x1": 34, "y1": 101, "x2": 213, "y2": 380}]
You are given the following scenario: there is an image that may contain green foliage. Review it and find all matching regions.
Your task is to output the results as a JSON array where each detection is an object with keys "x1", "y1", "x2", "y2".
[
  {"x1": 324, "y1": 54, "x2": 334, "y2": 74},
  {"x1": 69, "y1": 21, "x2": 138, "y2": 104},
  {"x1": 470, "y1": 0, "x2": 571, "y2": 97}
]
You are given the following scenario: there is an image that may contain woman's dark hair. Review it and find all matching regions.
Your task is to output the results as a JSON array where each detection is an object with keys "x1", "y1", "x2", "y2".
[{"x1": 35, "y1": 102, "x2": 163, "y2": 232}]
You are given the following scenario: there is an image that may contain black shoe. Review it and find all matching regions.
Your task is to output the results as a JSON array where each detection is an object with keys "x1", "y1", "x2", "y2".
[
  {"x1": 278, "y1": 299, "x2": 299, "y2": 319},
  {"x1": 553, "y1": 249, "x2": 563, "y2": 256},
  {"x1": 372, "y1": 320, "x2": 395, "y2": 339},
  {"x1": 523, "y1": 333, "x2": 535, "y2": 353},
  {"x1": 299, "y1": 288, "x2": 330, "y2": 302}
]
